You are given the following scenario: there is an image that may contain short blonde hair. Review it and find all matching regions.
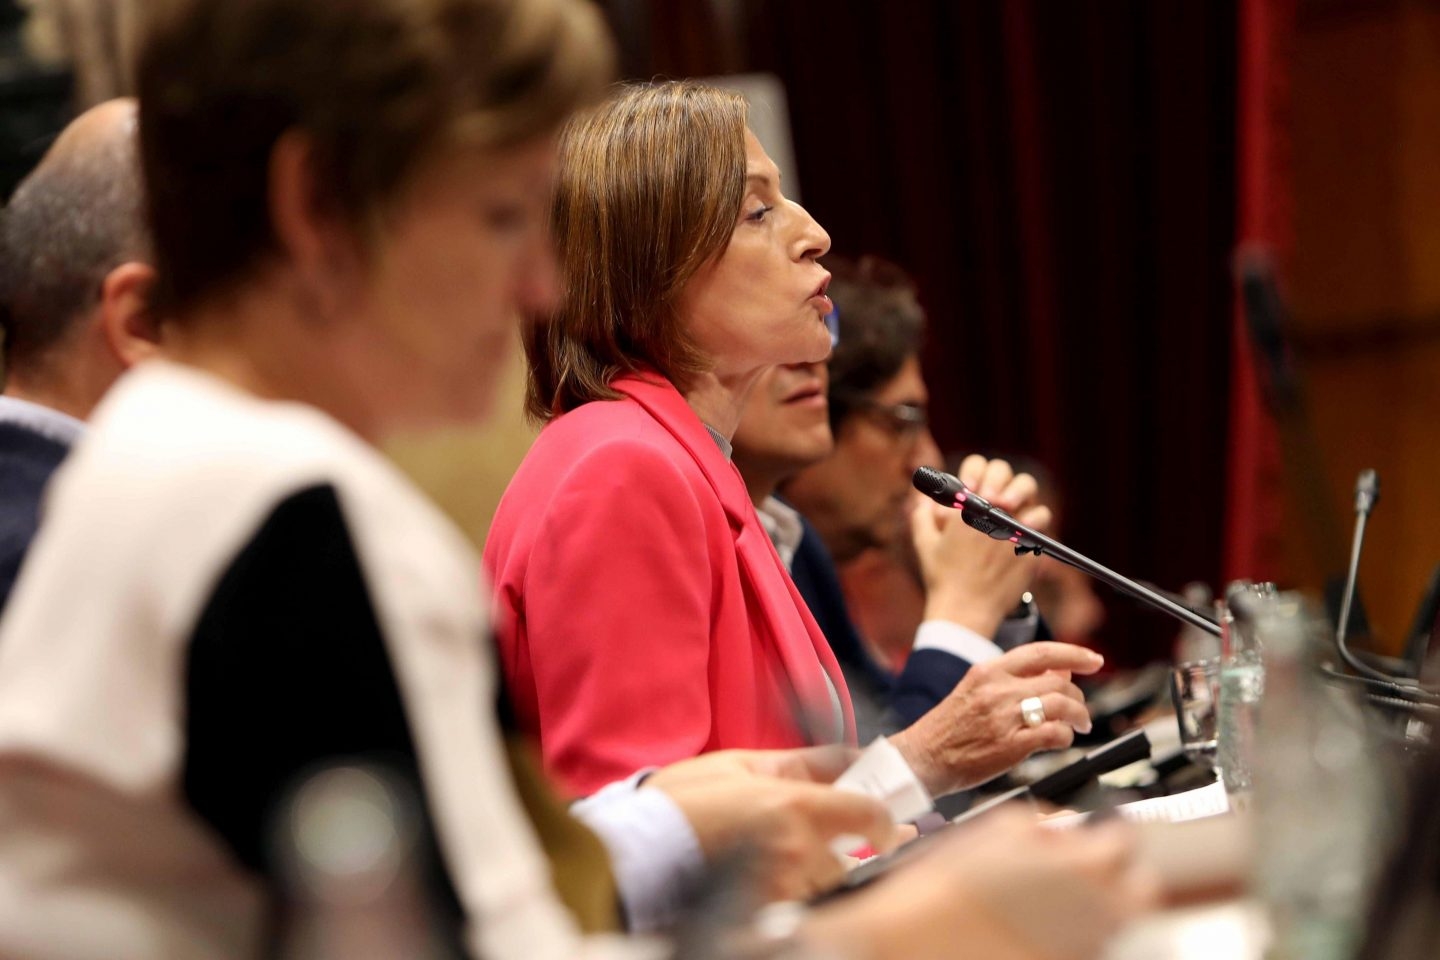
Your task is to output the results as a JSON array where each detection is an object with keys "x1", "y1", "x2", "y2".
[
  {"x1": 137, "y1": 0, "x2": 614, "y2": 316},
  {"x1": 526, "y1": 80, "x2": 748, "y2": 420}
]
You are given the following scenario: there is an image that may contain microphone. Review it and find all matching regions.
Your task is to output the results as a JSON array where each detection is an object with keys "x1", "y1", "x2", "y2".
[
  {"x1": 1316, "y1": 470, "x2": 1440, "y2": 707},
  {"x1": 911, "y1": 466, "x2": 1044, "y2": 553},
  {"x1": 1354, "y1": 467, "x2": 1379, "y2": 516},
  {"x1": 912, "y1": 467, "x2": 1222, "y2": 638}
]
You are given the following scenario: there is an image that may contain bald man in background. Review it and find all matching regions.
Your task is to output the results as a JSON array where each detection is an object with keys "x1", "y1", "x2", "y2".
[{"x1": 0, "y1": 98, "x2": 160, "y2": 610}]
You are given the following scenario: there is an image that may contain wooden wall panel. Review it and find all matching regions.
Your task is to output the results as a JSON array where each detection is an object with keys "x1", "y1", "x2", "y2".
[{"x1": 1290, "y1": 0, "x2": 1440, "y2": 649}]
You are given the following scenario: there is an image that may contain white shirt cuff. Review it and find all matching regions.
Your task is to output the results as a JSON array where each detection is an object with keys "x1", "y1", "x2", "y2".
[
  {"x1": 571, "y1": 772, "x2": 704, "y2": 932},
  {"x1": 572, "y1": 767, "x2": 653, "y2": 809},
  {"x1": 913, "y1": 619, "x2": 1004, "y2": 665}
]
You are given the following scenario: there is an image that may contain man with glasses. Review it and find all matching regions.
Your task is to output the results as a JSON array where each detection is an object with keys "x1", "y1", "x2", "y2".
[{"x1": 733, "y1": 256, "x2": 1054, "y2": 739}]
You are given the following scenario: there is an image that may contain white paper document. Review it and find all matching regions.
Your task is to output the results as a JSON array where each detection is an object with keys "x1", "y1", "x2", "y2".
[{"x1": 1045, "y1": 780, "x2": 1230, "y2": 830}]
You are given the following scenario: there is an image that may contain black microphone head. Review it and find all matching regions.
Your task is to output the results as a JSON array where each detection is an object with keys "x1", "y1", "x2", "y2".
[
  {"x1": 1235, "y1": 245, "x2": 1298, "y2": 411},
  {"x1": 912, "y1": 466, "x2": 950, "y2": 498},
  {"x1": 1356, "y1": 468, "x2": 1380, "y2": 514}
]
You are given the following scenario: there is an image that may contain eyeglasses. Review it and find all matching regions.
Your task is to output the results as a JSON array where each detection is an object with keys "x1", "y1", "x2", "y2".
[{"x1": 851, "y1": 398, "x2": 929, "y2": 440}]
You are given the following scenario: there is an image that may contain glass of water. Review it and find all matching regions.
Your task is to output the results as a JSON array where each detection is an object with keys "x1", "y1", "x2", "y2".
[
  {"x1": 1170, "y1": 657, "x2": 1221, "y2": 774},
  {"x1": 1217, "y1": 583, "x2": 1274, "y2": 795}
]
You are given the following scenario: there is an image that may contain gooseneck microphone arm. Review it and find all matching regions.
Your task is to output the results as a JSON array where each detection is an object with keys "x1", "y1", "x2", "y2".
[
  {"x1": 1316, "y1": 468, "x2": 1440, "y2": 704},
  {"x1": 912, "y1": 467, "x2": 1222, "y2": 638},
  {"x1": 1335, "y1": 469, "x2": 1392, "y2": 682}
]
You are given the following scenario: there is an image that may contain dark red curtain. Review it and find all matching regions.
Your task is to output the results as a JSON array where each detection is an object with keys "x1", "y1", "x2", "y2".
[
  {"x1": 603, "y1": 0, "x2": 1240, "y2": 665},
  {"x1": 1225, "y1": 0, "x2": 1291, "y2": 583}
]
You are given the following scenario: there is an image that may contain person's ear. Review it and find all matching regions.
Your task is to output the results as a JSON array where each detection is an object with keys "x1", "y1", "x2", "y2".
[
  {"x1": 267, "y1": 131, "x2": 362, "y2": 316},
  {"x1": 99, "y1": 261, "x2": 161, "y2": 368}
]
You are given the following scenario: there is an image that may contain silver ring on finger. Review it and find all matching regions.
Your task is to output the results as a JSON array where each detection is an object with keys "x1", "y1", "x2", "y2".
[{"x1": 1020, "y1": 695, "x2": 1046, "y2": 729}]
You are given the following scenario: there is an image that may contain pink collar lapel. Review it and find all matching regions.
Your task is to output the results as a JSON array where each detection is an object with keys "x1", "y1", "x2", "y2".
[
  {"x1": 611, "y1": 372, "x2": 752, "y2": 529},
  {"x1": 734, "y1": 521, "x2": 859, "y2": 744},
  {"x1": 611, "y1": 372, "x2": 857, "y2": 744}
]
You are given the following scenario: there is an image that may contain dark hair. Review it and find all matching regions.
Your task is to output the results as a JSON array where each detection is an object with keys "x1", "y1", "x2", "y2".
[
  {"x1": 824, "y1": 255, "x2": 927, "y2": 429},
  {"x1": 526, "y1": 80, "x2": 748, "y2": 421},
  {"x1": 135, "y1": 0, "x2": 613, "y2": 318},
  {"x1": 0, "y1": 106, "x2": 145, "y2": 374}
]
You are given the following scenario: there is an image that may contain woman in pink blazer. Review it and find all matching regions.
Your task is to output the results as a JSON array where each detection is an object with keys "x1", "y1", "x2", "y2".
[
  {"x1": 485, "y1": 81, "x2": 1100, "y2": 797},
  {"x1": 486, "y1": 82, "x2": 848, "y2": 796}
]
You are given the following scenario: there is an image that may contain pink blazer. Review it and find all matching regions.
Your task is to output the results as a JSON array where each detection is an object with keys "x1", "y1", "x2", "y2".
[{"x1": 485, "y1": 372, "x2": 855, "y2": 795}]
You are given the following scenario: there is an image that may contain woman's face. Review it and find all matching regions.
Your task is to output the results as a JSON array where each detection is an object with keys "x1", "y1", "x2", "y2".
[
  {"x1": 678, "y1": 130, "x2": 834, "y2": 379},
  {"x1": 351, "y1": 135, "x2": 559, "y2": 431}
]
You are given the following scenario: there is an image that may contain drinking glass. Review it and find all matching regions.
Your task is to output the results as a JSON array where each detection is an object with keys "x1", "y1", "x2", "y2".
[{"x1": 1170, "y1": 657, "x2": 1221, "y2": 775}]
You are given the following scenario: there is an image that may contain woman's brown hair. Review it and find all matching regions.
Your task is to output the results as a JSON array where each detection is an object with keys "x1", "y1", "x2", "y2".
[
  {"x1": 526, "y1": 80, "x2": 748, "y2": 421},
  {"x1": 136, "y1": 0, "x2": 614, "y2": 317}
]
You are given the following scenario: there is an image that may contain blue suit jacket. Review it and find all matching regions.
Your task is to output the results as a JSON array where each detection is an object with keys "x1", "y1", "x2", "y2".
[
  {"x1": 0, "y1": 422, "x2": 70, "y2": 612},
  {"x1": 789, "y1": 513, "x2": 1048, "y2": 740},
  {"x1": 788, "y1": 515, "x2": 973, "y2": 735}
]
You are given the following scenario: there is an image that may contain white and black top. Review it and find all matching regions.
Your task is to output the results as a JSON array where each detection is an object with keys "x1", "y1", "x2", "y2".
[{"x1": 0, "y1": 361, "x2": 652, "y2": 960}]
